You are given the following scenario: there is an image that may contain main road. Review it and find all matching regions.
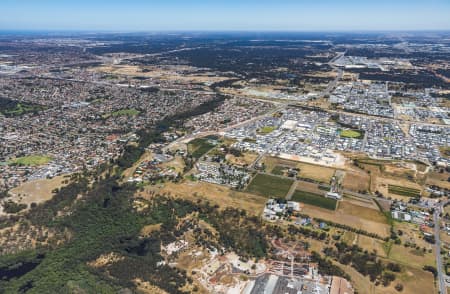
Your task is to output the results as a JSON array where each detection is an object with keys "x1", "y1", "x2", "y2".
[{"x1": 434, "y1": 203, "x2": 447, "y2": 294}]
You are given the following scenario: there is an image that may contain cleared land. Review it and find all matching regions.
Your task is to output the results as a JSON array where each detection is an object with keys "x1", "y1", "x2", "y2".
[
  {"x1": 8, "y1": 155, "x2": 52, "y2": 166},
  {"x1": 388, "y1": 185, "x2": 421, "y2": 198},
  {"x1": 245, "y1": 173, "x2": 294, "y2": 198},
  {"x1": 291, "y1": 190, "x2": 336, "y2": 210}
]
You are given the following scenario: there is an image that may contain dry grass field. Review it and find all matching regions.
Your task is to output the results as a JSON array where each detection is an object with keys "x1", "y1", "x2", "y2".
[
  {"x1": 296, "y1": 162, "x2": 336, "y2": 183},
  {"x1": 90, "y1": 64, "x2": 228, "y2": 84},
  {"x1": 301, "y1": 202, "x2": 390, "y2": 237},
  {"x1": 8, "y1": 175, "x2": 69, "y2": 207},
  {"x1": 426, "y1": 171, "x2": 450, "y2": 189},
  {"x1": 339, "y1": 262, "x2": 436, "y2": 294},
  {"x1": 342, "y1": 171, "x2": 370, "y2": 192},
  {"x1": 376, "y1": 177, "x2": 423, "y2": 200},
  {"x1": 388, "y1": 244, "x2": 436, "y2": 269},
  {"x1": 141, "y1": 181, "x2": 266, "y2": 215},
  {"x1": 225, "y1": 152, "x2": 258, "y2": 167},
  {"x1": 337, "y1": 201, "x2": 387, "y2": 224}
]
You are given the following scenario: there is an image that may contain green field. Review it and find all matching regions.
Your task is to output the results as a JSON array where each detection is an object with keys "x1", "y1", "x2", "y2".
[
  {"x1": 339, "y1": 129, "x2": 364, "y2": 139},
  {"x1": 271, "y1": 165, "x2": 286, "y2": 176},
  {"x1": 257, "y1": 126, "x2": 276, "y2": 134},
  {"x1": 0, "y1": 99, "x2": 46, "y2": 117},
  {"x1": 245, "y1": 173, "x2": 294, "y2": 198},
  {"x1": 9, "y1": 155, "x2": 52, "y2": 166},
  {"x1": 388, "y1": 185, "x2": 421, "y2": 197},
  {"x1": 188, "y1": 138, "x2": 217, "y2": 159},
  {"x1": 102, "y1": 108, "x2": 140, "y2": 119},
  {"x1": 291, "y1": 190, "x2": 337, "y2": 210}
]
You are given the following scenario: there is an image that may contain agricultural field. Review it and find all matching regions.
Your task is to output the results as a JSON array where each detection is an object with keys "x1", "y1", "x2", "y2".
[
  {"x1": 388, "y1": 185, "x2": 421, "y2": 198},
  {"x1": 8, "y1": 155, "x2": 52, "y2": 166},
  {"x1": 187, "y1": 137, "x2": 217, "y2": 159},
  {"x1": 245, "y1": 173, "x2": 294, "y2": 198},
  {"x1": 291, "y1": 190, "x2": 336, "y2": 210},
  {"x1": 339, "y1": 129, "x2": 364, "y2": 139}
]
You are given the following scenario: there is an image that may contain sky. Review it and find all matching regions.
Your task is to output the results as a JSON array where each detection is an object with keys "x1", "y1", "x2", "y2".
[{"x1": 0, "y1": 0, "x2": 449, "y2": 31}]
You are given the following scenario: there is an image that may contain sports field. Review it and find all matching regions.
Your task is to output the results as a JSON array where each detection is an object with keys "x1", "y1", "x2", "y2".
[{"x1": 340, "y1": 129, "x2": 364, "y2": 139}]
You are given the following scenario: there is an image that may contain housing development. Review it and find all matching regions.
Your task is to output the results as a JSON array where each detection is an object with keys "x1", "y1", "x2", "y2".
[{"x1": 0, "y1": 31, "x2": 449, "y2": 294}]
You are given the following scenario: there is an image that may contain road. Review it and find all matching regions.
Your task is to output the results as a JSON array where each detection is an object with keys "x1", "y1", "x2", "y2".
[{"x1": 434, "y1": 204, "x2": 447, "y2": 294}]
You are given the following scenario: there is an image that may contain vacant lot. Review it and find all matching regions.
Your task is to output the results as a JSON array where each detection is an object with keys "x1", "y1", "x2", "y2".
[
  {"x1": 291, "y1": 190, "x2": 336, "y2": 210},
  {"x1": 245, "y1": 173, "x2": 294, "y2": 198},
  {"x1": 187, "y1": 138, "x2": 216, "y2": 159},
  {"x1": 388, "y1": 185, "x2": 421, "y2": 198},
  {"x1": 9, "y1": 155, "x2": 52, "y2": 166}
]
